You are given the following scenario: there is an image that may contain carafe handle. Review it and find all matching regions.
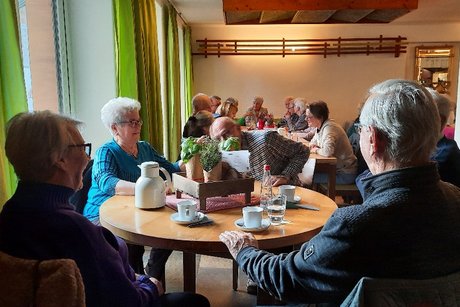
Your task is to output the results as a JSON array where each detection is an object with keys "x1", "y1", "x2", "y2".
[{"x1": 159, "y1": 167, "x2": 173, "y2": 192}]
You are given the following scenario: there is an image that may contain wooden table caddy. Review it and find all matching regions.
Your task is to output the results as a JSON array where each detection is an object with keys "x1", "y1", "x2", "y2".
[{"x1": 172, "y1": 172, "x2": 255, "y2": 211}]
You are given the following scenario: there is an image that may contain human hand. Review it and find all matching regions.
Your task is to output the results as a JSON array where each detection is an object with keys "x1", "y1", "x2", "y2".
[
  {"x1": 219, "y1": 231, "x2": 258, "y2": 259},
  {"x1": 271, "y1": 175, "x2": 288, "y2": 187},
  {"x1": 149, "y1": 277, "x2": 165, "y2": 296}
]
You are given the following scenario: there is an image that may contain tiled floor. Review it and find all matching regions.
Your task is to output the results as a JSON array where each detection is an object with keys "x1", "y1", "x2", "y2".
[{"x1": 144, "y1": 248, "x2": 256, "y2": 306}]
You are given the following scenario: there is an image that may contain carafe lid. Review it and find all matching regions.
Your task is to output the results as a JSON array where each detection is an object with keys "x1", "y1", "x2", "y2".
[{"x1": 140, "y1": 161, "x2": 159, "y2": 169}]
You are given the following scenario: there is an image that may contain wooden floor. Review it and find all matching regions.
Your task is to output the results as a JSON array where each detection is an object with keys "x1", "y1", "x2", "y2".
[{"x1": 144, "y1": 248, "x2": 256, "y2": 307}]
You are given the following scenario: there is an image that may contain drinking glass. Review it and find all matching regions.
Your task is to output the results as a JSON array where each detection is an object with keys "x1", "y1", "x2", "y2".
[{"x1": 267, "y1": 194, "x2": 287, "y2": 225}]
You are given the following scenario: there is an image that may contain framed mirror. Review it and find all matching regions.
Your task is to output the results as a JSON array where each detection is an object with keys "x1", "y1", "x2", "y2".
[{"x1": 415, "y1": 46, "x2": 454, "y2": 94}]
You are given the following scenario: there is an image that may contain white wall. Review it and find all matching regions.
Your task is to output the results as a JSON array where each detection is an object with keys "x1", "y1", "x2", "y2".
[
  {"x1": 191, "y1": 23, "x2": 460, "y2": 129},
  {"x1": 65, "y1": 0, "x2": 116, "y2": 149}
]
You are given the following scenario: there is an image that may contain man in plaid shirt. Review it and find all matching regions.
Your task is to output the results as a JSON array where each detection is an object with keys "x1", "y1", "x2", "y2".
[{"x1": 210, "y1": 117, "x2": 310, "y2": 186}]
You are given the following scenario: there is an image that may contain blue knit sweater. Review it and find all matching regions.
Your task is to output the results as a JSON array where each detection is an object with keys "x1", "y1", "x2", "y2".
[{"x1": 0, "y1": 181, "x2": 159, "y2": 306}]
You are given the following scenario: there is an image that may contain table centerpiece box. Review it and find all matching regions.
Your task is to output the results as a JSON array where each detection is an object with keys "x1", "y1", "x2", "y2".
[{"x1": 173, "y1": 172, "x2": 254, "y2": 211}]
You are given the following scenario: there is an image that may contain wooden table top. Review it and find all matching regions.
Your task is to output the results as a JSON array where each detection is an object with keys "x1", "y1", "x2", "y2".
[{"x1": 100, "y1": 182, "x2": 337, "y2": 253}]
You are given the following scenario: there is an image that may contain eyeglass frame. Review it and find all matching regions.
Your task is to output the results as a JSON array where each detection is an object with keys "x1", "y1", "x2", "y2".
[
  {"x1": 68, "y1": 143, "x2": 92, "y2": 156},
  {"x1": 117, "y1": 119, "x2": 143, "y2": 128}
]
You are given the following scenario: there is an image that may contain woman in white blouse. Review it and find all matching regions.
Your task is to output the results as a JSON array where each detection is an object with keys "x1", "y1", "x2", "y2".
[{"x1": 308, "y1": 100, "x2": 357, "y2": 184}]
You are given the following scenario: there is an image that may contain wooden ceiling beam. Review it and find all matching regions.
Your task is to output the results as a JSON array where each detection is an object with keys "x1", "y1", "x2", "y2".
[{"x1": 223, "y1": 0, "x2": 418, "y2": 11}]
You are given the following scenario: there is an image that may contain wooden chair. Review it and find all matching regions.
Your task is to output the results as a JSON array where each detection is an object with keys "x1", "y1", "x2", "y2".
[{"x1": 318, "y1": 183, "x2": 362, "y2": 206}]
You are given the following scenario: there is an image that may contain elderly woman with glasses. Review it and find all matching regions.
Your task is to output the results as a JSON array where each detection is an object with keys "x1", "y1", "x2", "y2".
[
  {"x1": 84, "y1": 97, "x2": 184, "y2": 281},
  {"x1": 218, "y1": 97, "x2": 239, "y2": 119},
  {"x1": 0, "y1": 111, "x2": 209, "y2": 306},
  {"x1": 307, "y1": 100, "x2": 357, "y2": 185}
]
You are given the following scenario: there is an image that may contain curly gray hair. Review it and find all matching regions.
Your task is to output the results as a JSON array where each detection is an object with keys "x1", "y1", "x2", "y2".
[{"x1": 360, "y1": 79, "x2": 439, "y2": 164}]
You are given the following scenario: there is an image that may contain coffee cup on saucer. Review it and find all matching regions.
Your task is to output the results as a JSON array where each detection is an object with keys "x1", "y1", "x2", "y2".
[
  {"x1": 242, "y1": 206, "x2": 263, "y2": 228},
  {"x1": 177, "y1": 200, "x2": 197, "y2": 221},
  {"x1": 279, "y1": 185, "x2": 296, "y2": 202}
]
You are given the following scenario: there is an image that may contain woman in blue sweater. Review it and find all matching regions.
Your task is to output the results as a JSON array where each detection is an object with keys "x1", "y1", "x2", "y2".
[
  {"x1": 84, "y1": 97, "x2": 184, "y2": 281},
  {"x1": 0, "y1": 111, "x2": 208, "y2": 306}
]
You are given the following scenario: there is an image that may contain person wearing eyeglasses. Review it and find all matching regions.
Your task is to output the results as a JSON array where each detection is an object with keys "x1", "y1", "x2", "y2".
[
  {"x1": 84, "y1": 97, "x2": 184, "y2": 283},
  {"x1": 219, "y1": 80, "x2": 460, "y2": 305},
  {"x1": 277, "y1": 96, "x2": 296, "y2": 128},
  {"x1": 0, "y1": 111, "x2": 209, "y2": 307}
]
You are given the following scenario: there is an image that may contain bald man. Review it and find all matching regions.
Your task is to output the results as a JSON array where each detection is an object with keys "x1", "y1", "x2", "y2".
[
  {"x1": 210, "y1": 117, "x2": 309, "y2": 186},
  {"x1": 192, "y1": 93, "x2": 212, "y2": 115}
]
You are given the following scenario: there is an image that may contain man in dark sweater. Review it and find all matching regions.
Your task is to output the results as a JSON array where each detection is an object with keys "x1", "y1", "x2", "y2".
[
  {"x1": 219, "y1": 80, "x2": 460, "y2": 305},
  {"x1": 0, "y1": 111, "x2": 209, "y2": 307}
]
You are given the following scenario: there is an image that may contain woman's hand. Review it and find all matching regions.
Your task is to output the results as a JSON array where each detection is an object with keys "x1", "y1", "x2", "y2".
[{"x1": 219, "y1": 231, "x2": 258, "y2": 260}]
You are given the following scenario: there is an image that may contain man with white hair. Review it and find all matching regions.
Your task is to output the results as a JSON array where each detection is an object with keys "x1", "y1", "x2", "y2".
[{"x1": 219, "y1": 80, "x2": 460, "y2": 305}]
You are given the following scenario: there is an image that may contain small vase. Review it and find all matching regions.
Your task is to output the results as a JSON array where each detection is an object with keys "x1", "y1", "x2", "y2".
[
  {"x1": 185, "y1": 155, "x2": 204, "y2": 182},
  {"x1": 203, "y1": 161, "x2": 223, "y2": 182}
]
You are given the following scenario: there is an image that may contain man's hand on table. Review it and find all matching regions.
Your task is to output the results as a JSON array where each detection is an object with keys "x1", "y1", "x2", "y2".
[
  {"x1": 219, "y1": 231, "x2": 259, "y2": 260},
  {"x1": 271, "y1": 175, "x2": 288, "y2": 187}
]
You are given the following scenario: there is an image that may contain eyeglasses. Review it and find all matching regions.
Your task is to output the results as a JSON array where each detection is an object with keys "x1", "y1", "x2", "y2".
[
  {"x1": 118, "y1": 119, "x2": 143, "y2": 128},
  {"x1": 68, "y1": 143, "x2": 92, "y2": 156},
  {"x1": 354, "y1": 123, "x2": 368, "y2": 134}
]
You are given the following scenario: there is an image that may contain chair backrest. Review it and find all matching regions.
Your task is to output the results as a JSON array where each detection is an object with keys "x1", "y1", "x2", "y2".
[
  {"x1": 70, "y1": 159, "x2": 93, "y2": 214},
  {"x1": 0, "y1": 251, "x2": 85, "y2": 306},
  {"x1": 341, "y1": 272, "x2": 460, "y2": 307}
]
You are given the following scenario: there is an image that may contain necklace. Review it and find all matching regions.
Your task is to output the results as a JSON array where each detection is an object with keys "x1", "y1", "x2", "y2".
[{"x1": 117, "y1": 141, "x2": 138, "y2": 158}]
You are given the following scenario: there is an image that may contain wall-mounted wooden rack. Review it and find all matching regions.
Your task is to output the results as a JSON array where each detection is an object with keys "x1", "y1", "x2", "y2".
[{"x1": 193, "y1": 35, "x2": 407, "y2": 58}]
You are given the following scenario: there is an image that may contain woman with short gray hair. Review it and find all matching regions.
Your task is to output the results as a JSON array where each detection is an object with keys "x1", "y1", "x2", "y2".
[{"x1": 85, "y1": 97, "x2": 184, "y2": 280}]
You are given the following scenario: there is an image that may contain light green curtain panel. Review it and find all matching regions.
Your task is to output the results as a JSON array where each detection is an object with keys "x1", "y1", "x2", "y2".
[
  {"x1": 113, "y1": 0, "x2": 164, "y2": 153},
  {"x1": 0, "y1": 0, "x2": 28, "y2": 208},
  {"x1": 183, "y1": 26, "x2": 193, "y2": 118},
  {"x1": 132, "y1": 0, "x2": 163, "y2": 153},
  {"x1": 113, "y1": 0, "x2": 138, "y2": 98},
  {"x1": 164, "y1": 4, "x2": 181, "y2": 160}
]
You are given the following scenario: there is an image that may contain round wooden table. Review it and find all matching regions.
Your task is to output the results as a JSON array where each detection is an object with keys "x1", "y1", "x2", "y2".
[{"x1": 100, "y1": 183, "x2": 337, "y2": 292}]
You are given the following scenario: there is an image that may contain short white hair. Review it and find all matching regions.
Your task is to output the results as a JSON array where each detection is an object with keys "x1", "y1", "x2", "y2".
[
  {"x1": 101, "y1": 97, "x2": 141, "y2": 134},
  {"x1": 360, "y1": 79, "x2": 439, "y2": 164},
  {"x1": 293, "y1": 97, "x2": 307, "y2": 113},
  {"x1": 427, "y1": 88, "x2": 452, "y2": 129}
]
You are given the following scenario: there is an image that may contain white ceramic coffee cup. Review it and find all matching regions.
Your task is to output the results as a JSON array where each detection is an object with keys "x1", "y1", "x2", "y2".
[
  {"x1": 177, "y1": 200, "x2": 197, "y2": 221},
  {"x1": 242, "y1": 206, "x2": 263, "y2": 228},
  {"x1": 279, "y1": 185, "x2": 296, "y2": 202}
]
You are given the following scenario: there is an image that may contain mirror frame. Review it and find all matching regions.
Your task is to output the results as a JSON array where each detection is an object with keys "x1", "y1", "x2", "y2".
[{"x1": 414, "y1": 45, "x2": 454, "y2": 94}]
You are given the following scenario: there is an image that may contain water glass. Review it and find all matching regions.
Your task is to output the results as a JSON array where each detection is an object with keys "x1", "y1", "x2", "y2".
[{"x1": 267, "y1": 194, "x2": 287, "y2": 225}]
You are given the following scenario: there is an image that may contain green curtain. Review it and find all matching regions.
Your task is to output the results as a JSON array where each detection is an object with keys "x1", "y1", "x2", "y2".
[
  {"x1": 132, "y1": 0, "x2": 163, "y2": 153},
  {"x1": 0, "y1": 0, "x2": 28, "y2": 208},
  {"x1": 113, "y1": 0, "x2": 163, "y2": 153},
  {"x1": 164, "y1": 4, "x2": 181, "y2": 160},
  {"x1": 113, "y1": 0, "x2": 138, "y2": 98},
  {"x1": 183, "y1": 26, "x2": 193, "y2": 119}
]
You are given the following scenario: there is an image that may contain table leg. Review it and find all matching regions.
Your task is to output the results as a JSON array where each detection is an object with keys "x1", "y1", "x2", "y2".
[{"x1": 183, "y1": 252, "x2": 196, "y2": 292}]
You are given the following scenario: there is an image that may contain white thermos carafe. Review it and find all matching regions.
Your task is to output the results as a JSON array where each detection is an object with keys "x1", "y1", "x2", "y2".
[{"x1": 135, "y1": 161, "x2": 172, "y2": 209}]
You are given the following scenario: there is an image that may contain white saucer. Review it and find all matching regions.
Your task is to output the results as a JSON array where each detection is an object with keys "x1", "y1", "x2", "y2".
[
  {"x1": 287, "y1": 195, "x2": 301, "y2": 203},
  {"x1": 234, "y1": 218, "x2": 270, "y2": 232},
  {"x1": 170, "y1": 212, "x2": 205, "y2": 225}
]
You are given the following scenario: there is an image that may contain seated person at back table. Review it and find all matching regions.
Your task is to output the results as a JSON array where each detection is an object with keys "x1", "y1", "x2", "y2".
[
  {"x1": 209, "y1": 95, "x2": 221, "y2": 117},
  {"x1": 219, "y1": 79, "x2": 460, "y2": 305},
  {"x1": 84, "y1": 97, "x2": 184, "y2": 281},
  {"x1": 427, "y1": 89, "x2": 460, "y2": 186},
  {"x1": 244, "y1": 95, "x2": 268, "y2": 123},
  {"x1": 277, "y1": 96, "x2": 297, "y2": 128},
  {"x1": 307, "y1": 100, "x2": 357, "y2": 184},
  {"x1": 209, "y1": 117, "x2": 309, "y2": 186},
  {"x1": 182, "y1": 110, "x2": 214, "y2": 138},
  {"x1": 0, "y1": 110, "x2": 209, "y2": 307},
  {"x1": 217, "y1": 97, "x2": 239, "y2": 119}
]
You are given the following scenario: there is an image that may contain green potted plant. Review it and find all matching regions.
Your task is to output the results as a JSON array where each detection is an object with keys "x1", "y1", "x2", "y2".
[
  {"x1": 181, "y1": 137, "x2": 204, "y2": 182},
  {"x1": 200, "y1": 138, "x2": 222, "y2": 182}
]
